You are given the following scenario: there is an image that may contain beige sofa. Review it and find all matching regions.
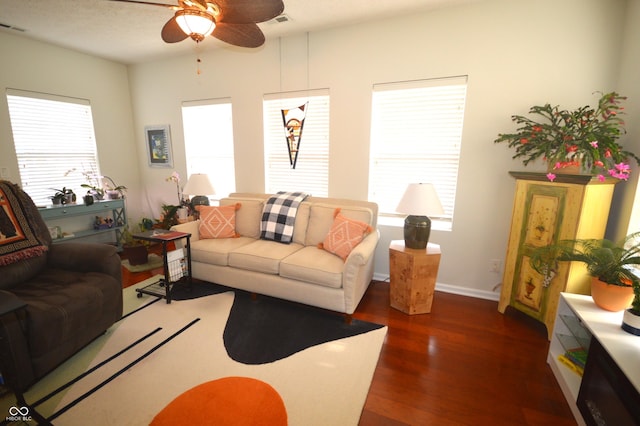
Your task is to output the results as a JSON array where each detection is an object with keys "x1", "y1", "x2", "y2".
[{"x1": 171, "y1": 193, "x2": 379, "y2": 315}]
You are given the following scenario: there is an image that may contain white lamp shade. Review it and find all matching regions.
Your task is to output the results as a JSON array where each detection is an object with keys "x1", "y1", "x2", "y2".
[
  {"x1": 396, "y1": 183, "x2": 444, "y2": 217},
  {"x1": 183, "y1": 173, "x2": 215, "y2": 196}
]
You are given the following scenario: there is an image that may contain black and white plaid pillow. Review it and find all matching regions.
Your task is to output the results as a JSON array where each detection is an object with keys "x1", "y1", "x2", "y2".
[{"x1": 260, "y1": 192, "x2": 309, "y2": 243}]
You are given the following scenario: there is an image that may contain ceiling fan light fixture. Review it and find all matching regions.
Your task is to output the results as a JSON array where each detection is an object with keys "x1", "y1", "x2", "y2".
[{"x1": 175, "y1": 9, "x2": 215, "y2": 42}]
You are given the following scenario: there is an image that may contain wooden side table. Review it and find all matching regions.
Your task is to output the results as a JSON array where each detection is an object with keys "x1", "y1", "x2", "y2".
[{"x1": 389, "y1": 240, "x2": 441, "y2": 314}]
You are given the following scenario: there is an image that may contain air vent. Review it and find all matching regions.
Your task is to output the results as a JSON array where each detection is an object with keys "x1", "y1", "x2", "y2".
[
  {"x1": 269, "y1": 14, "x2": 291, "y2": 24},
  {"x1": 0, "y1": 22, "x2": 26, "y2": 32}
]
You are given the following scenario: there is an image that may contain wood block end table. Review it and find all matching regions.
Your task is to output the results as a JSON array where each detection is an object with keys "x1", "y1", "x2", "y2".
[{"x1": 389, "y1": 240, "x2": 441, "y2": 314}]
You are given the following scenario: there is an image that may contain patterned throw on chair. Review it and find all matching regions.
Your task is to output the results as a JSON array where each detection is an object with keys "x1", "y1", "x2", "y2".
[{"x1": 0, "y1": 181, "x2": 48, "y2": 266}]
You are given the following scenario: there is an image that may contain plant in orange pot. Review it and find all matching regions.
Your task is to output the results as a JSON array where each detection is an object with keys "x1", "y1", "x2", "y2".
[{"x1": 530, "y1": 233, "x2": 640, "y2": 335}]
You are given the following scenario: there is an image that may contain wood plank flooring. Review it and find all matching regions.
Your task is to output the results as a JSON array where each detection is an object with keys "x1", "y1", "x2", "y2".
[
  {"x1": 354, "y1": 282, "x2": 577, "y2": 425},
  {"x1": 121, "y1": 264, "x2": 577, "y2": 426}
]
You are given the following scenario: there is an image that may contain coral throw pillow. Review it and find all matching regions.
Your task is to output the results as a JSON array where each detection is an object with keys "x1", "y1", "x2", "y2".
[
  {"x1": 199, "y1": 204, "x2": 240, "y2": 239},
  {"x1": 320, "y1": 208, "x2": 372, "y2": 261}
]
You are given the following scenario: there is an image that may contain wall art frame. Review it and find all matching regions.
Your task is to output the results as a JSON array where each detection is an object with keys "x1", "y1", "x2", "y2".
[{"x1": 145, "y1": 125, "x2": 173, "y2": 168}]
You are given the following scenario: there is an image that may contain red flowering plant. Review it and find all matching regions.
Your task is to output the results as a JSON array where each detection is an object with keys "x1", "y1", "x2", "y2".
[{"x1": 494, "y1": 92, "x2": 639, "y2": 182}]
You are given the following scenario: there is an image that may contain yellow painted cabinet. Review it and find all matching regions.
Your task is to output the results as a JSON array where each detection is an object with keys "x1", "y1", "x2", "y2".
[{"x1": 497, "y1": 172, "x2": 617, "y2": 339}]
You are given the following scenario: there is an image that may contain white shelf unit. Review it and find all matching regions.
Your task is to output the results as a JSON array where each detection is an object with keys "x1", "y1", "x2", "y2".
[{"x1": 549, "y1": 293, "x2": 640, "y2": 425}]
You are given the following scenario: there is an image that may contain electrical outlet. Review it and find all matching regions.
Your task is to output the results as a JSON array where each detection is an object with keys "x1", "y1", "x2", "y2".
[
  {"x1": 0, "y1": 167, "x2": 8, "y2": 178},
  {"x1": 489, "y1": 259, "x2": 502, "y2": 273}
]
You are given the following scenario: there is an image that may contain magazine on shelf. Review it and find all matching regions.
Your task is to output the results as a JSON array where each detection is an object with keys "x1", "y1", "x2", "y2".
[{"x1": 166, "y1": 248, "x2": 186, "y2": 281}]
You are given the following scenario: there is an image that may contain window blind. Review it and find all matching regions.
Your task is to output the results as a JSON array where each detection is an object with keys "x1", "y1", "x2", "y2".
[
  {"x1": 6, "y1": 89, "x2": 100, "y2": 206},
  {"x1": 368, "y1": 76, "x2": 468, "y2": 225},
  {"x1": 263, "y1": 89, "x2": 329, "y2": 197},
  {"x1": 182, "y1": 98, "x2": 236, "y2": 199}
]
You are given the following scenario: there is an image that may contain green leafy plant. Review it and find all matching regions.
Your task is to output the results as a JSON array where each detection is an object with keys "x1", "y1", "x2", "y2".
[
  {"x1": 156, "y1": 204, "x2": 181, "y2": 229},
  {"x1": 494, "y1": 92, "x2": 640, "y2": 182},
  {"x1": 81, "y1": 183, "x2": 105, "y2": 198},
  {"x1": 529, "y1": 233, "x2": 640, "y2": 313},
  {"x1": 49, "y1": 187, "x2": 75, "y2": 204}
]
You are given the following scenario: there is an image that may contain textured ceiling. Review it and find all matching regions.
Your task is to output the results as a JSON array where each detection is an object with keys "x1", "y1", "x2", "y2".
[{"x1": 0, "y1": 0, "x2": 478, "y2": 64}]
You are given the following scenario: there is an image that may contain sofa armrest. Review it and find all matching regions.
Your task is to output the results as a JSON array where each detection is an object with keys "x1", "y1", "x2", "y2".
[
  {"x1": 345, "y1": 230, "x2": 378, "y2": 267},
  {"x1": 47, "y1": 243, "x2": 121, "y2": 282},
  {"x1": 171, "y1": 220, "x2": 201, "y2": 242},
  {"x1": 342, "y1": 230, "x2": 379, "y2": 314},
  {"x1": 0, "y1": 290, "x2": 26, "y2": 317}
]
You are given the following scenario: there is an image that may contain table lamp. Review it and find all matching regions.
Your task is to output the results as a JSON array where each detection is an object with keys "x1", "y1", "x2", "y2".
[
  {"x1": 183, "y1": 173, "x2": 215, "y2": 208},
  {"x1": 396, "y1": 183, "x2": 444, "y2": 249}
]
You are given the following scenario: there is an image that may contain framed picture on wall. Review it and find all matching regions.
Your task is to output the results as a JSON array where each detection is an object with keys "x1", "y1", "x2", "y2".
[{"x1": 145, "y1": 125, "x2": 173, "y2": 168}]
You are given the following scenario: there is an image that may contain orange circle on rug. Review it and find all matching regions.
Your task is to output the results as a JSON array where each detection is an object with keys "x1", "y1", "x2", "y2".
[{"x1": 150, "y1": 376, "x2": 287, "y2": 426}]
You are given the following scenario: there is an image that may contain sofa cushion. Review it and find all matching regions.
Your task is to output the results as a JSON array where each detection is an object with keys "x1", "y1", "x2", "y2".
[
  {"x1": 292, "y1": 202, "x2": 310, "y2": 245},
  {"x1": 228, "y1": 240, "x2": 303, "y2": 274},
  {"x1": 221, "y1": 198, "x2": 263, "y2": 239},
  {"x1": 305, "y1": 203, "x2": 374, "y2": 246},
  {"x1": 320, "y1": 210, "x2": 373, "y2": 260},
  {"x1": 191, "y1": 237, "x2": 255, "y2": 266},
  {"x1": 280, "y1": 246, "x2": 345, "y2": 289},
  {"x1": 198, "y1": 204, "x2": 240, "y2": 239}
]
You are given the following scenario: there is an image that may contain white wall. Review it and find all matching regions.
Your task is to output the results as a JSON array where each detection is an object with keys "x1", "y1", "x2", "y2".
[
  {"x1": 0, "y1": 31, "x2": 142, "y2": 221},
  {"x1": 2, "y1": 0, "x2": 638, "y2": 300},
  {"x1": 127, "y1": 0, "x2": 636, "y2": 299}
]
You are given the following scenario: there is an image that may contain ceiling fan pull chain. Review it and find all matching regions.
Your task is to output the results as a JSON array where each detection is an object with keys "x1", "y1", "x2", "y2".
[{"x1": 195, "y1": 40, "x2": 202, "y2": 75}]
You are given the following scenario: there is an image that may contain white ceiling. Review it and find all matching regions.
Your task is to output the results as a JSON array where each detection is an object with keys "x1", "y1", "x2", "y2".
[{"x1": 0, "y1": 0, "x2": 477, "y2": 64}]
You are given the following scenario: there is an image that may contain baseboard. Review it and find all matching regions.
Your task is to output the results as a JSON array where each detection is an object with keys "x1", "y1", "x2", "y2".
[
  {"x1": 434, "y1": 282, "x2": 500, "y2": 302},
  {"x1": 371, "y1": 273, "x2": 500, "y2": 302}
]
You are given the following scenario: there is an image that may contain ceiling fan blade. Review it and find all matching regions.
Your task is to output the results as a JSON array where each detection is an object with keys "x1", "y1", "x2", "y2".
[
  {"x1": 162, "y1": 16, "x2": 189, "y2": 43},
  {"x1": 214, "y1": 0, "x2": 284, "y2": 24},
  {"x1": 108, "y1": 0, "x2": 176, "y2": 8},
  {"x1": 212, "y1": 22, "x2": 265, "y2": 48}
]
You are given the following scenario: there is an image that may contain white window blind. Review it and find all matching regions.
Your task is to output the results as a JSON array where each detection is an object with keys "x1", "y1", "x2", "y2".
[
  {"x1": 6, "y1": 89, "x2": 100, "y2": 206},
  {"x1": 263, "y1": 89, "x2": 329, "y2": 197},
  {"x1": 368, "y1": 76, "x2": 468, "y2": 226},
  {"x1": 182, "y1": 98, "x2": 236, "y2": 199}
]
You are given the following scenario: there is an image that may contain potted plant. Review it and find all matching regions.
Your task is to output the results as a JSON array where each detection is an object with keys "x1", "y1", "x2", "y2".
[
  {"x1": 106, "y1": 185, "x2": 127, "y2": 199},
  {"x1": 529, "y1": 233, "x2": 640, "y2": 335},
  {"x1": 494, "y1": 92, "x2": 640, "y2": 182},
  {"x1": 156, "y1": 204, "x2": 181, "y2": 229},
  {"x1": 49, "y1": 187, "x2": 76, "y2": 205},
  {"x1": 81, "y1": 183, "x2": 105, "y2": 200},
  {"x1": 119, "y1": 224, "x2": 149, "y2": 266}
]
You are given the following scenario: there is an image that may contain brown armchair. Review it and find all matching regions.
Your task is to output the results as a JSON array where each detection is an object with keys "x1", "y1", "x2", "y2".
[{"x1": 0, "y1": 180, "x2": 122, "y2": 418}]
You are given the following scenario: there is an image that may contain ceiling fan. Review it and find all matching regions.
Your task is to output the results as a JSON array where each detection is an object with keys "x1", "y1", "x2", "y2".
[{"x1": 110, "y1": 0, "x2": 285, "y2": 48}]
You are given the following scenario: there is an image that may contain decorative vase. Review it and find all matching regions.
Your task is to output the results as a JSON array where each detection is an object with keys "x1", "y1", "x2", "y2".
[
  {"x1": 622, "y1": 309, "x2": 640, "y2": 336},
  {"x1": 590, "y1": 277, "x2": 634, "y2": 312}
]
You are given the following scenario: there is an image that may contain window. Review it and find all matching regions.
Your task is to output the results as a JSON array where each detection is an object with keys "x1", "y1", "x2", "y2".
[
  {"x1": 368, "y1": 76, "x2": 468, "y2": 228},
  {"x1": 6, "y1": 89, "x2": 100, "y2": 206},
  {"x1": 182, "y1": 98, "x2": 236, "y2": 199},
  {"x1": 263, "y1": 89, "x2": 329, "y2": 197}
]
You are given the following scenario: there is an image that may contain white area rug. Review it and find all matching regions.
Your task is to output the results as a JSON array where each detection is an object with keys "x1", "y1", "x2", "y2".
[{"x1": 46, "y1": 278, "x2": 386, "y2": 425}]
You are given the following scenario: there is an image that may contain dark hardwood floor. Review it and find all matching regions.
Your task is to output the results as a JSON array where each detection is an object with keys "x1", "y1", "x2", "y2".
[{"x1": 121, "y1": 263, "x2": 577, "y2": 426}]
